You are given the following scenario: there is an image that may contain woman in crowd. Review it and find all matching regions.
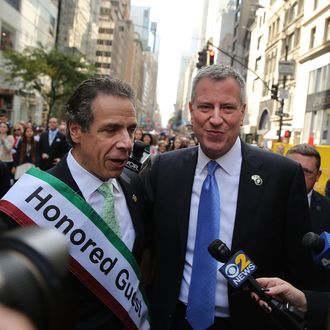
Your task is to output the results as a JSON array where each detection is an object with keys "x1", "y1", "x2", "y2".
[
  {"x1": 13, "y1": 126, "x2": 39, "y2": 180},
  {"x1": 134, "y1": 127, "x2": 144, "y2": 142},
  {"x1": 142, "y1": 132, "x2": 158, "y2": 155},
  {"x1": 0, "y1": 122, "x2": 15, "y2": 177}
]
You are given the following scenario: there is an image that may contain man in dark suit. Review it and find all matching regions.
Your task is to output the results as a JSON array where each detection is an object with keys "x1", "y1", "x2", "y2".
[
  {"x1": 0, "y1": 77, "x2": 149, "y2": 329},
  {"x1": 37, "y1": 117, "x2": 69, "y2": 170},
  {"x1": 145, "y1": 65, "x2": 312, "y2": 330},
  {"x1": 286, "y1": 143, "x2": 330, "y2": 235},
  {"x1": 287, "y1": 143, "x2": 330, "y2": 295}
]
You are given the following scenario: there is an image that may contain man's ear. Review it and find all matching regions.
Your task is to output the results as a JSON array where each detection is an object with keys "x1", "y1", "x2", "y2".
[{"x1": 68, "y1": 122, "x2": 82, "y2": 144}]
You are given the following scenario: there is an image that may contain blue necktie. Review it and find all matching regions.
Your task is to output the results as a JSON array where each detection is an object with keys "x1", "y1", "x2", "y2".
[{"x1": 187, "y1": 160, "x2": 220, "y2": 330}]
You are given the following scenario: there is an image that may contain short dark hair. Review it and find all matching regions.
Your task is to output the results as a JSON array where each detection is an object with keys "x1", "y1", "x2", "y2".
[
  {"x1": 66, "y1": 76, "x2": 136, "y2": 145},
  {"x1": 191, "y1": 64, "x2": 246, "y2": 104},
  {"x1": 287, "y1": 143, "x2": 321, "y2": 170}
]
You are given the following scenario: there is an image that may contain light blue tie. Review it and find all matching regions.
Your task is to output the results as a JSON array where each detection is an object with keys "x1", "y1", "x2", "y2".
[
  {"x1": 97, "y1": 182, "x2": 121, "y2": 238},
  {"x1": 187, "y1": 160, "x2": 220, "y2": 330}
]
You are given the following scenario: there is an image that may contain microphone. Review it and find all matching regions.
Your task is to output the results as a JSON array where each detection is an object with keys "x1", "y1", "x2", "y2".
[
  {"x1": 125, "y1": 140, "x2": 151, "y2": 174},
  {"x1": 208, "y1": 240, "x2": 271, "y2": 301},
  {"x1": 302, "y1": 231, "x2": 330, "y2": 269},
  {"x1": 208, "y1": 240, "x2": 306, "y2": 330}
]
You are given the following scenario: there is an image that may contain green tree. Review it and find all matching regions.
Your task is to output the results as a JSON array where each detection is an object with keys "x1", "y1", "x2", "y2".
[{"x1": 1, "y1": 43, "x2": 97, "y2": 122}]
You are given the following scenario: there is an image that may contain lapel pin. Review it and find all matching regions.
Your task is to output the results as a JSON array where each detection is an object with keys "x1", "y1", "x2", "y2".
[
  {"x1": 251, "y1": 175, "x2": 263, "y2": 186},
  {"x1": 132, "y1": 194, "x2": 138, "y2": 202}
]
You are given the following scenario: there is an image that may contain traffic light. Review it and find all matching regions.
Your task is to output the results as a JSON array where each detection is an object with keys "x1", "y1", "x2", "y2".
[
  {"x1": 271, "y1": 84, "x2": 279, "y2": 100},
  {"x1": 284, "y1": 130, "x2": 291, "y2": 138},
  {"x1": 209, "y1": 50, "x2": 215, "y2": 65},
  {"x1": 196, "y1": 49, "x2": 207, "y2": 69}
]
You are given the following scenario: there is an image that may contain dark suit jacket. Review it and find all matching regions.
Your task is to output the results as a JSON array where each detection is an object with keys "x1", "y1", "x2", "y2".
[
  {"x1": 304, "y1": 290, "x2": 330, "y2": 330},
  {"x1": 309, "y1": 190, "x2": 330, "y2": 294},
  {"x1": 145, "y1": 141, "x2": 313, "y2": 330},
  {"x1": 37, "y1": 130, "x2": 69, "y2": 170},
  {"x1": 0, "y1": 155, "x2": 148, "y2": 330}
]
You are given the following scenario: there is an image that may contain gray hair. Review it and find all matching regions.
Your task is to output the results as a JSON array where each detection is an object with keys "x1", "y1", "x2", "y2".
[
  {"x1": 191, "y1": 64, "x2": 246, "y2": 104},
  {"x1": 287, "y1": 143, "x2": 321, "y2": 170},
  {"x1": 66, "y1": 76, "x2": 136, "y2": 145}
]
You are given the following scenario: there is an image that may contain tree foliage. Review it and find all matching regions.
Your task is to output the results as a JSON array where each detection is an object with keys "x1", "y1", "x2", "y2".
[{"x1": 1, "y1": 43, "x2": 97, "y2": 120}]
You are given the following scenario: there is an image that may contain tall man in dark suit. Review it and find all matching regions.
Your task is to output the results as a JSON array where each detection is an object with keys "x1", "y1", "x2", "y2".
[
  {"x1": 0, "y1": 77, "x2": 149, "y2": 329},
  {"x1": 145, "y1": 65, "x2": 312, "y2": 330},
  {"x1": 37, "y1": 117, "x2": 69, "y2": 170}
]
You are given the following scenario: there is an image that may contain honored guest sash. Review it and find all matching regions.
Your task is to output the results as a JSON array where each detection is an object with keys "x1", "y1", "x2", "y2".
[{"x1": 0, "y1": 167, "x2": 150, "y2": 330}]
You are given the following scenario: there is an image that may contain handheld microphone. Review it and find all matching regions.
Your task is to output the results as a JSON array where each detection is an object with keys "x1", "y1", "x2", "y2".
[
  {"x1": 302, "y1": 231, "x2": 330, "y2": 269},
  {"x1": 208, "y1": 240, "x2": 306, "y2": 330},
  {"x1": 125, "y1": 141, "x2": 151, "y2": 174},
  {"x1": 208, "y1": 240, "x2": 272, "y2": 302}
]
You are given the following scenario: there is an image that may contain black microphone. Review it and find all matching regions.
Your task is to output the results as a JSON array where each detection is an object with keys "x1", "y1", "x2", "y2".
[
  {"x1": 125, "y1": 140, "x2": 151, "y2": 173},
  {"x1": 208, "y1": 240, "x2": 273, "y2": 302},
  {"x1": 302, "y1": 231, "x2": 330, "y2": 269},
  {"x1": 208, "y1": 239, "x2": 306, "y2": 330}
]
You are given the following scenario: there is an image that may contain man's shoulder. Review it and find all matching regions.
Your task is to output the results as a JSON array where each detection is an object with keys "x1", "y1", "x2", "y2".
[{"x1": 312, "y1": 190, "x2": 330, "y2": 207}]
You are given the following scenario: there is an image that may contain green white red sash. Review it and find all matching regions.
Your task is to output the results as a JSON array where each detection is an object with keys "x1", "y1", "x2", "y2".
[{"x1": 0, "y1": 167, "x2": 150, "y2": 330}]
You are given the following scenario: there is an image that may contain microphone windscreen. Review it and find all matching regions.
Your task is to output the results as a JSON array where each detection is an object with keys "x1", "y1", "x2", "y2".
[
  {"x1": 302, "y1": 232, "x2": 325, "y2": 254},
  {"x1": 132, "y1": 141, "x2": 146, "y2": 160},
  {"x1": 208, "y1": 239, "x2": 231, "y2": 263}
]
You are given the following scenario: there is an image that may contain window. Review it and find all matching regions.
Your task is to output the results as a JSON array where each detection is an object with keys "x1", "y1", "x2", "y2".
[
  {"x1": 0, "y1": 25, "x2": 15, "y2": 50},
  {"x1": 310, "y1": 27, "x2": 316, "y2": 49},
  {"x1": 255, "y1": 57, "x2": 261, "y2": 71},
  {"x1": 4, "y1": 0, "x2": 20, "y2": 11},
  {"x1": 257, "y1": 36, "x2": 262, "y2": 50},
  {"x1": 99, "y1": 28, "x2": 113, "y2": 34},
  {"x1": 325, "y1": 18, "x2": 330, "y2": 42},
  {"x1": 294, "y1": 28, "x2": 300, "y2": 47},
  {"x1": 289, "y1": 2, "x2": 298, "y2": 22},
  {"x1": 287, "y1": 33, "x2": 294, "y2": 52}
]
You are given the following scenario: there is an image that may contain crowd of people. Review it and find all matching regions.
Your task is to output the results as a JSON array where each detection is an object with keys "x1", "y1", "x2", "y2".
[
  {"x1": 0, "y1": 65, "x2": 329, "y2": 330},
  {"x1": 0, "y1": 115, "x2": 70, "y2": 196}
]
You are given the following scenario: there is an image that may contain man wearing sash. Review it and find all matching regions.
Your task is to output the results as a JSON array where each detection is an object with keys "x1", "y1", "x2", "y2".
[{"x1": 0, "y1": 77, "x2": 150, "y2": 330}]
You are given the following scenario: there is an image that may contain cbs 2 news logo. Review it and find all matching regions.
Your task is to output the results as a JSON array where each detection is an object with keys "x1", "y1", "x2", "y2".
[{"x1": 220, "y1": 251, "x2": 257, "y2": 288}]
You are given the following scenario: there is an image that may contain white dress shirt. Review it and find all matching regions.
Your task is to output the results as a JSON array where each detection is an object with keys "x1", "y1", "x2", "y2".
[
  {"x1": 67, "y1": 151, "x2": 135, "y2": 250},
  {"x1": 179, "y1": 137, "x2": 242, "y2": 317}
]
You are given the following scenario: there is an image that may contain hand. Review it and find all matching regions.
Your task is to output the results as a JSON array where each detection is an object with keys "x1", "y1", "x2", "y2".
[
  {"x1": 0, "y1": 304, "x2": 36, "y2": 330},
  {"x1": 252, "y1": 277, "x2": 307, "y2": 313},
  {"x1": 53, "y1": 158, "x2": 61, "y2": 164},
  {"x1": 41, "y1": 153, "x2": 49, "y2": 160}
]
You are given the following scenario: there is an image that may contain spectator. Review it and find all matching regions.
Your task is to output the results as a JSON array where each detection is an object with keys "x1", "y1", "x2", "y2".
[
  {"x1": 13, "y1": 126, "x2": 39, "y2": 180},
  {"x1": 134, "y1": 127, "x2": 144, "y2": 142},
  {"x1": 0, "y1": 122, "x2": 15, "y2": 178},
  {"x1": 142, "y1": 132, "x2": 157, "y2": 155},
  {"x1": 37, "y1": 117, "x2": 69, "y2": 171}
]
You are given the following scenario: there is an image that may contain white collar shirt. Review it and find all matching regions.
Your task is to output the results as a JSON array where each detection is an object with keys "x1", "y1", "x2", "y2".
[
  {"x1": 67, "y1": 151, "x2": 135, "y2": 250},
  {"x1": 179, "y1": 137, "x2": 242, "y2": 317}
]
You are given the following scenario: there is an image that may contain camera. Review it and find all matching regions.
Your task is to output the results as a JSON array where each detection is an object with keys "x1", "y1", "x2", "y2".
[{"x1": 0, "y1": 226, "x2": 69, "y2": 330}]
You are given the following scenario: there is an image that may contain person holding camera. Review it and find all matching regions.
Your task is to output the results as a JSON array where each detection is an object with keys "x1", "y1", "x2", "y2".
[{"x1": 0, "y1": 77, "x2": 150, "y2": 330}]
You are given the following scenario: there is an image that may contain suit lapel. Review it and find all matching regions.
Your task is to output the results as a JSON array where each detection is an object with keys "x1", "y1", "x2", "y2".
[
  {"x1": 117, "y1": 172, "x2": 144, "y2": 258},
  {"x1": 231, "y1": 142, "x2": 269, "y2": 251},
  {"x1": 176, "y1": 148, "x2": 198, "y2": 260}
]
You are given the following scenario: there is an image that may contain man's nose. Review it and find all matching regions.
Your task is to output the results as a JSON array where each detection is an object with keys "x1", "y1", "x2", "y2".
[
  {"x1": 117, "y1": 130, "x2": 134, "y2": 150},
  {"x1": 209, "y1": 107, "x2": 224, "y2": 124}
]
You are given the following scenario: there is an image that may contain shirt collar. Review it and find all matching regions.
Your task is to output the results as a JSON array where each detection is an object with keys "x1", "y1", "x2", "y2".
[
  {"x1": 67, "y1": 150, "x2": 119, "y2": 200},
  {"x1": 197, "y1": 137, "x2": 242, "y2": 176}
]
